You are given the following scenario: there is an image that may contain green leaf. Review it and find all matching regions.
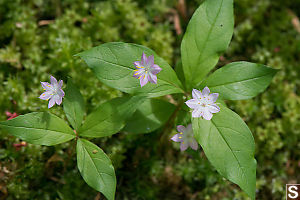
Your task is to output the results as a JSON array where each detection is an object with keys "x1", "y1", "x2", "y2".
[
  {"x1": 201, "y1": 62, "x2": 278, "y2": 100},
  {"x1": 123, "y1": 99, "x2": 176, "y2": 134},
  {"x1": 78, "y1": 96, "x2": 146, "y2": 138},
  {"x1": 77, "y1": 139, "x2": 116, "y2": 200},
  {"x1": 76, "y1": 42, "x2": 184, "y2": 97},
  {"x1": 63, "y1": 78, "x2": 85, "y2": 130},
  {"x1": 181, "y1": 0, "x2": 234, "y2": 89},
  {"x1": 0, "y1": 112, "x2": 75, "y2": 146},
  {"x1": 192, "y1": 104, "x2": 256, "y2": 199},
  {"x1": 174, "y1": 60, "x2": 186, "y2": 90}
]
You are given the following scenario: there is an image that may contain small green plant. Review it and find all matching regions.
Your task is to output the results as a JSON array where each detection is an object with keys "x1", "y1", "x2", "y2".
[{"x1": 0, "y1": 0, "x2": 278, "y2": 199}]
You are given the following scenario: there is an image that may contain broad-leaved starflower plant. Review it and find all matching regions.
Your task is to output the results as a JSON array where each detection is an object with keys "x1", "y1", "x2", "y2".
[{"x1": 0, "y1": 0, "x2": 278, "y2": 199}]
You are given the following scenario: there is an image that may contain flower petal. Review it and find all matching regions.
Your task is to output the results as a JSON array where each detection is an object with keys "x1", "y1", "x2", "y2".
[
  {"x1": 207, "y1": 104, "x2": 220, "y2": 113},
  {"x1": 202, "y1": 86, "x2": 210, "y2": 97},
  {"x1": 192, "y1": 108, "x2": 203, "y2": 118},
  {"x1": 180, "y1": 142, "x2": 189, "y2": 151},
  {"x1": 171, "y1": 134, "x2": 183, "y2": 142},
  {"x1": 192, "y1": 89, "x2": 202, "y2": 99},
  {"x1": 147, "y1": 55, "x2": 154, "y2": 66},
  {"x1": 177, "y1": 125, "x2": 185, "y2": 133},
  {"x1": 134, "y1": 61, "x2": 141, "y2": 67},
  {"x1": 150, "y1": 64, "x2": 162, "y2": 75},
  {"x1": 202, "y1": 109, "x2": 213, "y2": 120},
  {"x1": 148, "y1": 72, "x2": 157, "y2": 84},
  {"x1": 139, "y1": 74, "x2": 149, "y2": 87},
  {"x1": 39, "y1": 91, "x2": 52, "y2": 100},
  {"x1": 141, "y1": 52, "x2": 147, "y2": 65},
  {"x1": 208, "y1": 93, "x2": 219, "y2": 103},
  {"x1": 189, "y1": 139, "x2": 198, "y2": 150},
  {"x1": 41, "y1": 82, "x2": 53, "y2": 91},
  {"x1": 185, "y1": 99, "x2": 199, "y2": 109},
  {"x1": 54, "y1": 95, "x2": 63, "y2": 105},
  {"x1": 58, "y1": 80, "x2": 63, "y2": 88},
  {"x1": 50, "y1": 75, "x2": 58, "y2": 86},
  {"x1": 58, "y1": 89, "x2": 65, "y2": 97},
  {"x1": 48, "y1": 97, "x2": 56, "y2": 108}
]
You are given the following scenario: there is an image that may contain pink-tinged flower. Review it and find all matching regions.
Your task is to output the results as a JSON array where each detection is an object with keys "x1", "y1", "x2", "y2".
[
  {"x1": 133, "y1": 52, "x2": 162, "y2": 87},
  {"x1": 39, "y1": 75, "x2": 65, "y2": 108},
  {"x1": 171, "y1": 124, "x2": 198, "y2": 151},
  {"x1": 185, "y1": 87, "x2": 220, "y2": 120}
]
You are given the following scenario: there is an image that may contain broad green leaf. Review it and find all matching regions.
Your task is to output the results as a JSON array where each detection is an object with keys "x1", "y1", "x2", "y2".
[
  {"x1": 77, "y1": 139, "x2": 116, "y2": 200},
  {"x1": 76, "y1": 42, "x2": 184, "y2": 97},
  {"x1": 78, "y1": 96, "x2": 146, "y2": 138},
  {"x1": 192, "y1": 104, "x2": 256, "y2": 199},
  {"x1": 123, "y1": 99, "x2": 176, "y2": 134},
  {"x1": 0, "y1": 112, "x2": 75, "y2": 146},
  {"x1": 181, "y1": 0, "x2": 234, "y2": 89},
  {"x1": 63, "y1": 79, "x2": 85, "y2": 130},
  {"x1": 174, "y1": 60, "x2": 186, "y2": 89},
  {"x1": 200, "y1": 62, "x2": 278, "y2": 100}
]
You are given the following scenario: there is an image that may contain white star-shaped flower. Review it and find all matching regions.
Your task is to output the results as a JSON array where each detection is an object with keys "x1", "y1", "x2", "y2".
[
  {"x1": 39, "y1": 75, "x2": 65, "y2": 108},
  {"x1": 185, "y1": 87, "x2": 220, "y2": 120}
]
